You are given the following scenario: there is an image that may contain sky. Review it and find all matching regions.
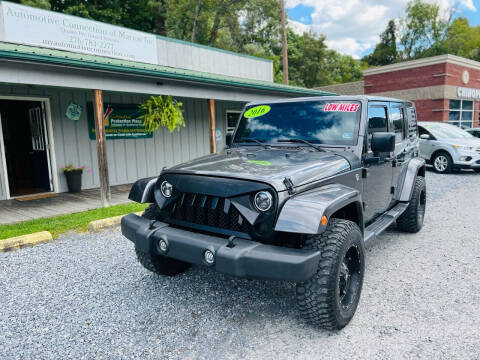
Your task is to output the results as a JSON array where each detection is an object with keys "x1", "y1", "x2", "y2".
[{"x1": 286, "y1": 0, "x2": 480, "y2": 59}]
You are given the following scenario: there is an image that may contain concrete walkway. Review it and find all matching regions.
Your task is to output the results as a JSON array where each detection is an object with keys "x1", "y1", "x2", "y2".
[{"x1": 0, "y1": 184, "x2": 132, "y2": 225}]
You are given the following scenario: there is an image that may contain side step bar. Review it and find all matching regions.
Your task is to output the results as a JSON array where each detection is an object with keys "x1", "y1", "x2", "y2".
[{"x1": 364, "y1": 202, "x2": 409, "y2": 243}]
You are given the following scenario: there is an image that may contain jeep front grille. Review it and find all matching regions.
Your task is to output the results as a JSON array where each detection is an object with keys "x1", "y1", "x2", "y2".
[{"x1": 168, "y1": 192, "x2": 251, "y2": 235}]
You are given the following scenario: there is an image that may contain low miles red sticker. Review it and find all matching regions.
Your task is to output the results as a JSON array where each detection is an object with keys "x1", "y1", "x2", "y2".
[{"x1": 324, "y1": 103, "x2": 359, "y2": 112}]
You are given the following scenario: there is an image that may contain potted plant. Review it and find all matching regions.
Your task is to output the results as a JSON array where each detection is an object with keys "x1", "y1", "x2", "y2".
[{"x1": 61, "y1": 164, "x2": 91, "y2": 193}]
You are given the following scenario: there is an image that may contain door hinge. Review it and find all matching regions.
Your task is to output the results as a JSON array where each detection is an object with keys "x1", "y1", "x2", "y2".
[
  {"x1": 391, "y1": 186, "x2": 395, "y2": 194},
  {"x1": 283, "y1": 177, "x2": 296, "y2": 195},
  {"x1": 362, "y1": 168, "x2": 368, "y2": 178}
]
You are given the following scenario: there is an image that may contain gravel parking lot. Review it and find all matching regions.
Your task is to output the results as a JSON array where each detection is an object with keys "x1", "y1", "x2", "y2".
[{"x1": 1, "y1": 170, "x2": 480, "y2": 360}]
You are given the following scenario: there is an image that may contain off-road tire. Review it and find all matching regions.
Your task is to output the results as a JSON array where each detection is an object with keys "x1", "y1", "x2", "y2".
[
  {"x1": 397, "y1": 176, "x2": 426, "y2": 233},
  {"x1": 432, "y1": 152, "x2": 452, "y2": 173},
  {"x1": 296, "y1": 219, "x2": 365, "y2": 330},
  {"x1": 135, "y1": 203, "x2": 191, "y2": 276}
]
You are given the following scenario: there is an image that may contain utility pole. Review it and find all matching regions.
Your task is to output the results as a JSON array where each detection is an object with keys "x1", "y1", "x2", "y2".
[{"x1": 280, "y1": 0, "x2": 289, "y2": 85}]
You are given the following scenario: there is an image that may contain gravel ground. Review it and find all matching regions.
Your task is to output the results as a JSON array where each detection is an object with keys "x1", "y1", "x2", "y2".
[{"x1": 1, "y1": 169, "x2": 480, "y2": 360}]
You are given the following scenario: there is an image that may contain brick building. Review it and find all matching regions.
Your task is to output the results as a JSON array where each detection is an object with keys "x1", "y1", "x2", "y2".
[{"x1": 317, "y1": 54, "x2": 480, "y2": 128}]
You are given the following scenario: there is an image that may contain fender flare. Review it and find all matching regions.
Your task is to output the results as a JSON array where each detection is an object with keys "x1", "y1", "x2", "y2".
[
  {"x1": 274, "y1": 184, "x2": 362, "y2": 235},
  {"x1": 397, "y1": 158, "x2": 426, "y2": 202},
  {"x1": 128, "y1": 177, "x2": 157, "y2": 203}
]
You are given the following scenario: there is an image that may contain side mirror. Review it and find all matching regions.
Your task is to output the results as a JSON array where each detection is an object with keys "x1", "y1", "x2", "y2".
[
  {"x1": 420, "y1": 134, "x2": 431, "y2": 140},
  {"x1": 371, "y1": 132, "x2": 395, "y2": 154},
  {"x1": 226, "y1": 132, "x2": 233, "y2": 147}
]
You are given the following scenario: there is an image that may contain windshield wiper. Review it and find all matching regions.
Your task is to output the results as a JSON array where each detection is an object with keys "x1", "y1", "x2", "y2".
[
  {"x1": 236, "y1": 138, "x2": 270, "y2": 149},
  {"x1": 277, "y1": 138, "x2": 325, "y2": 152}
]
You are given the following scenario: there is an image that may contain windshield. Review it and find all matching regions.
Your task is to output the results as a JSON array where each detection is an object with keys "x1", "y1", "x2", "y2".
[
  {"x1": 422, "y1": 123, "x2": 473, "y2": 139},
  {"x1": 233, "y1": 100, "x2": 362, "y2": 146}
]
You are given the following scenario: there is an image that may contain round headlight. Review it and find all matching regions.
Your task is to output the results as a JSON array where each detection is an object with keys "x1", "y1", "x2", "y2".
[
  {"x1": 160, "y1": 181, "x2": 173, "y2": 198},
  {"x1": 254, "y1": 191, "x2": 273, "y2": 212}
]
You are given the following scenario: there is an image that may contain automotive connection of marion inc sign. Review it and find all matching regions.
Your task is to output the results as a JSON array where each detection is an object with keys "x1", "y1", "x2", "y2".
[{"x1": 0, "y1": 1, "x2": 158, "y2": 64}]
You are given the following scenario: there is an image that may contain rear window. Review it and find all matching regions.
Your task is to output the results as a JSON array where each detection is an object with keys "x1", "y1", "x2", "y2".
[
  {"x1": 406, "y1": 107, "x2": 418, "y2": 139},
  {"x1": 234, "y1": 100, "x2": 362, "y2": 146},
  {"x1": 391, "y1": 106, "x2": 406, "y2": 142}
]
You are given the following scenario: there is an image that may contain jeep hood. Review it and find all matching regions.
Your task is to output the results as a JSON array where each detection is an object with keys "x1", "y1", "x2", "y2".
[{"x1": 164, "y1": 147, "x2": 358, "y2": 191}]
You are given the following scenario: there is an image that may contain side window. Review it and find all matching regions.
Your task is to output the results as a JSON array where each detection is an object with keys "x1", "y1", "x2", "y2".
[
  {"x1": 418, "y1": 126, "x2": 434, "y2": 139},
  {"x1": 390, "y1": 106, "x2": 405, "y2": 143},
  {"x1": 368, "y1": 106, "x2": 388, "y2": 133},
  {"x1": 367, "y1": 105, "x2": 388, "y2": 150}
]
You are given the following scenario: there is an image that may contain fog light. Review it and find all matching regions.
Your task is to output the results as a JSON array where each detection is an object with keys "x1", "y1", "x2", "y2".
[
  {"x1": 204, "y1": 250, "x2": 215, "y2": 264},
  {"x1": 158, "y1": 238, "x2": 168, "y2": 252}
]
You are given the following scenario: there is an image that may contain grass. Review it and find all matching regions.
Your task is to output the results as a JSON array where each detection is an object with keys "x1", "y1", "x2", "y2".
[{"x1": 0, "y1": 202, "x2": 147, "y2": 240}]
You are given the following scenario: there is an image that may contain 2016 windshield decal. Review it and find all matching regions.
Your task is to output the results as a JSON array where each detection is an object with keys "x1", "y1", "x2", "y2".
[
  {"x1": 324, "y1": 103, "x2": 359, "y2": 112},
  {"x1": 244, "y1": 105, "x2": 271, "y2": 118}
]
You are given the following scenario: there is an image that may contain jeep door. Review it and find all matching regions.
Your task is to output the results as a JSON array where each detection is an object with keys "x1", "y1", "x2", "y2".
[
  {"x1": 364, "y1": 103, "x2": 394, "y2": 222},
  {"x1": 389, "y1": 103, "x2": 412, "y2": 185}
]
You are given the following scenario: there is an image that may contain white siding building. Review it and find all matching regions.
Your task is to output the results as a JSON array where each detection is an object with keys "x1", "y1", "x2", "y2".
[{"x1": 0, "y1": 1, "x2": 332, "y2": 201}]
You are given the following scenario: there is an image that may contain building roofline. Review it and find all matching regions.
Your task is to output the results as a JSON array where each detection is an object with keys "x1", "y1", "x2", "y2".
[
  {"x1": 363, "y1": 54, "x2": 480, "y2": 76},
  {"x1": 155, "y1": 35, "x2": 272, "y2": 63},
  {"x1": 0, "y1": 42, "x2": 334, "y2": 96},
  {"x1": 0, "y1": 0, "x2": 272, "y2": 64}
]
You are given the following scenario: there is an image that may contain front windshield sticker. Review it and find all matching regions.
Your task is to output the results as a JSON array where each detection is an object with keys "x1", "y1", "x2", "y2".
[
  {"x1": 248, "y1": 160, "x2": 271, "y2": 166},
  {"x1": 342, "y1": 132, "x2": 353, "y2": 140},
  {"x1": 324, "y1": 103, "x2": 360, "y2": 112},
  {"x1": 244, "y1": 105, "x2": 271, "y2": 118}
]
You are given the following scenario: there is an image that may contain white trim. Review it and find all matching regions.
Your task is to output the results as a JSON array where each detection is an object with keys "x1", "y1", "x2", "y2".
[
  {"x1": 0, "y1": 112, "x2": 10, "y2": 199},
  {"x1": 44, "y1": 98, "x2": 59, "y2": 195},
  {"x1": 363, "y1": 54, "x2": 480, "y2": 76},
  {"x1": 0, "y1": 95, "x2": 58, "y2": 199}
]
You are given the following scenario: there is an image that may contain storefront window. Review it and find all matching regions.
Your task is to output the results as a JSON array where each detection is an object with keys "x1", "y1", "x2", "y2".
[
  {"x1": 226, "y1": 111, "x2": 241, "y2": 133},
  {"x1": 449, "y1": 100, "x2": 473, "y2": 128}
]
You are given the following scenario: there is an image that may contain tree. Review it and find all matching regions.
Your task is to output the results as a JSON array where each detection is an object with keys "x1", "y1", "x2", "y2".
[
  {"x1": 286, "y1": 30, "x2": 362, "y2": 88},
  {"x1": 398, "y1": 0, "x2": 449, "y2": 60},
  {"x1": 363, "y1": 20, "x2": 398, "y2": 66},
  {"x1": 439, "y1": 18, "x2": 480, "y2": 61},
  {"x1": 18, "y1": 0, "x2": 50, "y2": 9}
]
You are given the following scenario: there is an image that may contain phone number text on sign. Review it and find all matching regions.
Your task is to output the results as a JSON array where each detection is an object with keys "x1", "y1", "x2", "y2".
[{"x1": 324, "y1": 103, "x2": 360, "y2": 112}]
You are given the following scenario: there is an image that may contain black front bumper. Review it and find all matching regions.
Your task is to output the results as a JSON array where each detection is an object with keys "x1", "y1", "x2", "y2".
[{"x1": 121, "y1": 214, "x2": 320, "y2": 282}]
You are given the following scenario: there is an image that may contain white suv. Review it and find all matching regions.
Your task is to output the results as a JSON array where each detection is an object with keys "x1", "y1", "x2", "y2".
[{"x1": 418, "y1": 122, "x2": 480, "y2": 173}]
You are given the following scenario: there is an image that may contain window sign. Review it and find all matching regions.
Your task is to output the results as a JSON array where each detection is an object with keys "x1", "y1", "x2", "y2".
[
  {"x1": 87, "y1": 103, "x2": 153, "y2": 140},
  {"x1": 1, "y1": 1, "x2": 158, "y2": 64},
  {"x1": 449, "y1": 100, "x2": 473, "y2": 128},
  {"x1": 65, "y1": 102, "x2": 83, "y2": 121},
  {"x1": 215, "y1": 128, "x2": 222, "y2": 141}
]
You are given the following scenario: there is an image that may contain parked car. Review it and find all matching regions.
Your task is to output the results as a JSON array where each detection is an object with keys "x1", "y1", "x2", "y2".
[
  {"x1": 122, "y1": 96, "x2": 426, "y2": 330},
  {"x1": 418, "y1": 122, "x2": 480, "y2": 173},
  {"x1": 466, "y1": 127, "x2": 480, "y2": 139}
]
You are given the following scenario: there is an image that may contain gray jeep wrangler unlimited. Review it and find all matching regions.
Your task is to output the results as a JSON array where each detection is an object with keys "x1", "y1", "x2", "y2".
[{"x1": 122, "y1": 96, "x2": 426, "y2": 329}]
